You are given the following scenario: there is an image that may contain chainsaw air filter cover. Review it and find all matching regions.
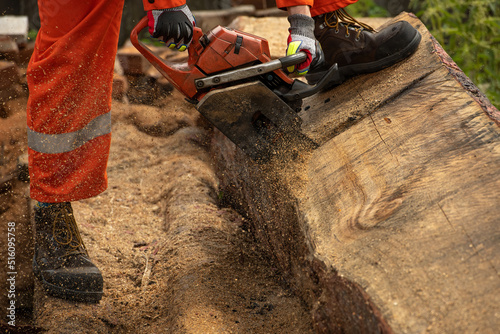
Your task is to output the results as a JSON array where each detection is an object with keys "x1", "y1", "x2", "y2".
[{"x1": 196, "y1": 26, "x2": 273, "y2": 75}]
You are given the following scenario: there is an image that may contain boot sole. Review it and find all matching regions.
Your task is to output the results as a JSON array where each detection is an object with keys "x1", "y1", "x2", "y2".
[
  {"x1": 306, "y1": 29, "x2": 422, "y2": 87},
  {"x1": 33, "y1": 256, "x2": 103, "y2": 303}
]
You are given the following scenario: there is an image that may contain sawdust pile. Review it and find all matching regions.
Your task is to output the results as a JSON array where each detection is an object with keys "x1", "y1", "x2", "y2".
[{"x1": 1, "y1": 90, "x2": 314, "y2": 333}]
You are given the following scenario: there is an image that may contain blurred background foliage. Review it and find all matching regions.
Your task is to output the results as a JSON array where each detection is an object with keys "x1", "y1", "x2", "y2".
[
  {"x1": 1, "y1": 0, "x2": 498, "y2": 107},
  {"x1": 349, "y1": 0, "x2": 499, "y2": 108}
]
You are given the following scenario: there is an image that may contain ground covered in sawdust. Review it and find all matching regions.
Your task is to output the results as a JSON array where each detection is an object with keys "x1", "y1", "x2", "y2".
[{"x1": 1, "y1": 90, "x2": 314, "y2": 333}]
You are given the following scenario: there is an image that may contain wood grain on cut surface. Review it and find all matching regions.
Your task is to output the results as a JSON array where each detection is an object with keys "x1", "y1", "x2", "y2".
[
  {"x1": 301, "y1": 14, "x2": 438, "y2": 145},
  {"x1": 303, "y1": 63, "x2": 500, "y2": 332}
]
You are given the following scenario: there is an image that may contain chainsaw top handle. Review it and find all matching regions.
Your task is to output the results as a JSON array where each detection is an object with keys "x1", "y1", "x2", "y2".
[{"x1": 130, "y1": 16, "x2": 206, "y2": 100}]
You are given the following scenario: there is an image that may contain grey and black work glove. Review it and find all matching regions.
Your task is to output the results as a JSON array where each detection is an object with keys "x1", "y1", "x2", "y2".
[{"x1": 147, "y1": 4, "x2": 195, "y2": 51}]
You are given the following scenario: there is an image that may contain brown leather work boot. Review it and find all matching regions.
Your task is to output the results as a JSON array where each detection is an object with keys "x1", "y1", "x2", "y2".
[
  {"x1": 33, "y1": 202, "x2": 103, "y2": 303},
  {"x1": 306, "y1": 8, "x2": 421, "y2": 85}
]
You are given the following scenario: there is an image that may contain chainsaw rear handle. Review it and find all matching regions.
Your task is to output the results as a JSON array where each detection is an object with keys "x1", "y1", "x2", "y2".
[
  {"x1": 130, "y1": 16, "x2": 204, "y2": 65},
  {"x1": 130, "y1": 16, "x2": 205, "y2": 99}
]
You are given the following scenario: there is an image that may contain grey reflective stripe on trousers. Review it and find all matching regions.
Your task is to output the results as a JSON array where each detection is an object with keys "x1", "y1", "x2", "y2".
[{"x1": 27, "y1": 112, "x2": 111, "y2": 154}]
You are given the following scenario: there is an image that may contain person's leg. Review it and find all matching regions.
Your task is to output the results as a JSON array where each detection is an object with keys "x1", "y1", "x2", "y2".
[
  {"x1": 310, "y1": 0, "x2": 358, "y2": 17},
  {"x1": 28, "y1": 0, "x2": 125, "y2": 202},
  {"x1": 27, "y1": 0, "x2": 125, "y2": 303},
  {"x1": 307, "y1": 0, "x2": 421, "y2": 84}
]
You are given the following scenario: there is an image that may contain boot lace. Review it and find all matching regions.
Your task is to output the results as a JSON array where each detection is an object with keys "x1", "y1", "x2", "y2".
[
  {"x1": 324, "y1": 8, "x2": 375, "y2": 40},
  {"x1": 52, "y1": 205, "x2": 87, "y2": 257}
]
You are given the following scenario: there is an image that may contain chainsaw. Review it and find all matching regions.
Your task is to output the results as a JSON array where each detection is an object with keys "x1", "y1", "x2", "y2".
[{"x1": 130, "y1": 17, "x2": 340, "y2": 162}]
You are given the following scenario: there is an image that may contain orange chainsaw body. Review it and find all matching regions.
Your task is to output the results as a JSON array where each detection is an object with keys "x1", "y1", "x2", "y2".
[
  {"x1": 130, "y1": 17, "x2": 341, "y2": 162},
  {"x1": 130, "y1": 17, "x2": 293, "y2": 102}
]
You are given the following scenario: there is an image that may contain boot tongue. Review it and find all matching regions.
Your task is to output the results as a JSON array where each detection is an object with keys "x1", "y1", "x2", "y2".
[{"x1": 51, "y1": 204, "x2": 88, "y2": 257}]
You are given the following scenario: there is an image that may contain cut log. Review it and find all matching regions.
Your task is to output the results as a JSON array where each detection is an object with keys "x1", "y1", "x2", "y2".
[{"x1": 213, "y1": 13, "x2": 500, "y2": 333}]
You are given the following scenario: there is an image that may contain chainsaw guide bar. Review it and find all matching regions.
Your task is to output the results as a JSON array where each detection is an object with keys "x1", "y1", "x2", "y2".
[{"x1": 197, "y1": 81, "x2": 318, "y2": 162}]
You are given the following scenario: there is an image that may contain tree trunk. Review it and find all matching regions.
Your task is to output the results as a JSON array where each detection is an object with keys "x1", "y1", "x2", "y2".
[{"x1": 213, "y1": 13, "x2": 500, "y2": 333}]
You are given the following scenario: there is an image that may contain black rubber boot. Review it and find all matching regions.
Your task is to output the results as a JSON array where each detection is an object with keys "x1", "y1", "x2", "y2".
[
  {"x1": 306, "y1": 8, "x2": 421, "y2": 85},
  {"x1": 33, "y1": 202, "x2": 103, "y2": 303}
]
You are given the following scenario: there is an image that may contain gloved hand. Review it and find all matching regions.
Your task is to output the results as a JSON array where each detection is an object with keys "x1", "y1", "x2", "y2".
[
  {"x1": 147, "y1": 4, "x2": 195, "y2": 51},
  {"x1": 286, "y1": 14, "x2": 317, "y2": 75}
]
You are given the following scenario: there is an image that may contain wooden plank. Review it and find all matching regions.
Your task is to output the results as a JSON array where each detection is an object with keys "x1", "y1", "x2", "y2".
[{"x1": 213, "y1": 13, "x2": 500, "y2": 333}]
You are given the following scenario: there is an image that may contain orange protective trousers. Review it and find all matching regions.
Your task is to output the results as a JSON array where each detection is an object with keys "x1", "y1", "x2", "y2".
[
  {"x1": 274, "y1": 0, "x2": 359, "y2": 16},
  {"x1": 28, "y1": 0, "x2": 356, "y2": 203},
  {"x1": 27, "y1": 0, "x2": 125, "y2": 202}
]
